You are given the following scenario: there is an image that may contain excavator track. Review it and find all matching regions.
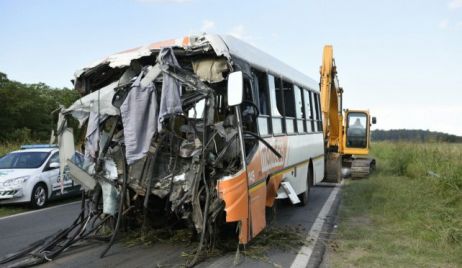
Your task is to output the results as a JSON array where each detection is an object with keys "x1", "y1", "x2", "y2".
[{"x1": 350, "y1": 157, "x2": 375, "y2": 178}]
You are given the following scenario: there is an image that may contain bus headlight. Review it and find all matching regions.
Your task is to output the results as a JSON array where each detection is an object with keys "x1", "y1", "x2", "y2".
[{"x1": 3, "y1": 176, "x2": 30, "y2": 188}]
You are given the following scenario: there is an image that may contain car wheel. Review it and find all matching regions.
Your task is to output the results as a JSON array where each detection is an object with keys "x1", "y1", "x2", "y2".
[{"x1": 31, "y1": 183, "x2": 48, "y2": 209}]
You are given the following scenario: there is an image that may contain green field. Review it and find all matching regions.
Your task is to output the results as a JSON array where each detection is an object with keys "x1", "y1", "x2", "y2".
[{"x1": 328, "y1": 142, "x2": 462, "y2": 267}]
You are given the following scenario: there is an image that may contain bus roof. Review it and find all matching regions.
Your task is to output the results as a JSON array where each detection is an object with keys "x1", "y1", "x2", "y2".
[
  {"x1": 219, "y1": 35, "x2": 319, "y2": 91},
  {"x1": 74, "y1": 33, "x2": 319, "y2": 92}
]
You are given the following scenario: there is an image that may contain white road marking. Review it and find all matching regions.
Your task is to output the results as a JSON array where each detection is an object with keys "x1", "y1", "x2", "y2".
[
  {"x1": 0, "y1": 200, "x2": 81, "y2": 221},
  {"x1": 290, "y1": 184, "x2": 341, "y2": 268}
]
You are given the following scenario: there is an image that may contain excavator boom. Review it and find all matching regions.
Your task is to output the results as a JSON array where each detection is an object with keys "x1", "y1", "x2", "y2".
[{"x1": 320, "y1": 45, "x2": 343, "y2": 152}]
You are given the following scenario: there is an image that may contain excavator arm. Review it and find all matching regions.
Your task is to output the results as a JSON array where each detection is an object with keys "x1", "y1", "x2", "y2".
[{"x1": 320, "y1": 45, "x2": 344, "y2": 153}]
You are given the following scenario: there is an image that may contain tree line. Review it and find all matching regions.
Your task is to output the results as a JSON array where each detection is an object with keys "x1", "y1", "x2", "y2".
[
  {"x1": 0, "y1": 72, "x2": 79, "y2": 143},
  {"x1": 372, "y1": 129, "x2": 462, "y2": 143}
]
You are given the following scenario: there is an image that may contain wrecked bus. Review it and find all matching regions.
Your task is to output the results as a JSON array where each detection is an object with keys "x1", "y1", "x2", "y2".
[{"x1": 1, "y1": 34, "x2": 325, "y2": 267}]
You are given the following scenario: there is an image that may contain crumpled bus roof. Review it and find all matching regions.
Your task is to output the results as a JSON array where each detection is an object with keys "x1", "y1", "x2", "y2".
[{"x1": 74, "y1": 33, "x2": 319, "y2": 91}]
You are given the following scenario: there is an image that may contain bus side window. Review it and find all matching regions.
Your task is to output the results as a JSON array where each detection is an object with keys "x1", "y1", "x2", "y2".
[
  {"x1": 252, "y1": 69, "x2": 272, "y2": 136},
  {"x1": 294, "y1": 85, "x2": 305, "y2": 133},
  {"x1": 317, "y1": 93, "x2": 323, "y2": 131},
  {"x1": 268, "y1": 74, "x2": 284, "y2": 135},
  {"x1": 303, "y1": 89, "x2": 313, "y2": 132},
  {"x1": 282, "y1": 80, "x2": 296, "y2": 134},
  {"x1": 313, "y1": 92, "x2": 322, "y2": 132},
  {"x1": 242, "y1": 78, "x2": 258, "y2": 134}
]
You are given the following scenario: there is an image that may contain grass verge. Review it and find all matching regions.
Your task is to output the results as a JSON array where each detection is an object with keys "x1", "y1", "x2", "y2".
[
  {"x1": 0, "y1": 205, "x2": 29, "y2": 218},
  {"x1": 328, "y1": 142, "x2": 462, "y2": 267}
]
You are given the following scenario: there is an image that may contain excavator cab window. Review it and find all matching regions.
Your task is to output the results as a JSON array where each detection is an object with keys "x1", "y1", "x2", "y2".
[{"x1": 346, "y1": 112, "x2": 368, "y2": 148}]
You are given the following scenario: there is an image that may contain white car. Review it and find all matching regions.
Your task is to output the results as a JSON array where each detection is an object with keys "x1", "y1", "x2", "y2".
[{"x1": 0, "y1": 145, "x2": 81, "y2": 208}]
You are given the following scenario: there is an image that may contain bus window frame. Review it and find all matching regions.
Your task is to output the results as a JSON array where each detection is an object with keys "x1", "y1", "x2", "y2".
[
  {"x1": 315, "y1": 93, "x2": 323, "y2": 132},
  {"x1": 252, "y1": 68, "x2": 273, "y2": 138},
  {"x1": 294, "y1": 84, "x2": 306, "y2": 134},
  {"x1": 268, "y1": 73, "x2": 286, "y2": 137},
  {"x1": 280, "y1": 79, "x2": 297, "y2": 136}
]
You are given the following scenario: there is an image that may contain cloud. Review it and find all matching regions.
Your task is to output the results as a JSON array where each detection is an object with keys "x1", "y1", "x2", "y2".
[
  {"x1": 136, "y1": 0, "x2": 191, "y2": 3},
  {"x1": 448, "y1": 0, "x2": 462, "y2": 9},
  {"x1": 227, "y1": 25, "x2": 258, "y2": 45},
  {"x1": 439, "y1": 19, "x2": 449, "y2": 29},
  {"x1": 200, "y1": 20, "x2": 215, "y2": 32},
  {"x1": 228, "y1": 25, "x2": 245, "y2": 39}
]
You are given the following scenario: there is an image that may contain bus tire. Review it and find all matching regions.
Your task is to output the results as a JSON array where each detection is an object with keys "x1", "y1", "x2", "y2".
[{"x1": 298, "y1": 165, "x2": 312, "y2": 207}]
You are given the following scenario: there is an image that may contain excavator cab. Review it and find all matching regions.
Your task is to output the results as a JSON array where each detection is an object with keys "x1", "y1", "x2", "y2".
[
  {"x1": 343, "y1": 109, "x2": 375, "y2": 155},
  {"x1": 342, "y1": 109, "x2": 376, "y2": 178}
]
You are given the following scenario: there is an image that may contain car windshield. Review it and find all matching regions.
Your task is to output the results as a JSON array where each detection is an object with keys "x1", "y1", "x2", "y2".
[{"x1": 0, "y1": 151, "x2": 50, "y2": 169}]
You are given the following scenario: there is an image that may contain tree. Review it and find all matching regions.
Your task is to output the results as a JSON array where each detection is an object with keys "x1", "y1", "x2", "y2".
[{"x1": 0, "y1": 72, "x2": 79, "y2": 142}]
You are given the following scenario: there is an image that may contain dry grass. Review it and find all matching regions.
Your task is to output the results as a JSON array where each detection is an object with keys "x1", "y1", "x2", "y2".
[{"x1": 122, "y1": 225, "x2": 308, "y2": 267}]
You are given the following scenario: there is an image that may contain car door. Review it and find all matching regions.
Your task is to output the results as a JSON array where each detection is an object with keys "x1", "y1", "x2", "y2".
[
  {"x1": 42, "y1": 152, "x2": 62, "y2": 198},
  {"x1": 46, "y1": 152, "x2": 74, "y2": 197}
]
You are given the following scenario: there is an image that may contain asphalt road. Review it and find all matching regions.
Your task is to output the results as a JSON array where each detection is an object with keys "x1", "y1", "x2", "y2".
[{"x1": 0, "y1": 185, "x2": 339, "y2": 268}]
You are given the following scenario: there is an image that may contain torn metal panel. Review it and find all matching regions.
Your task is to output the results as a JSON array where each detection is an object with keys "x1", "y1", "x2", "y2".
[
  {"x1": 74, "y1": 37, "x2": 192, "y2": 75},
  {"x1": 66, "y1": 160, "x2": 96, "y2": 190},
  {"x1": 200, "y1": 34, "x2": 231, "y2": 60},
  {"x1": 216, "y1": 170, "x2": 249, "y2": 243},
  {"x1": 101, "y1": 159, "x2": 119, "y2": 216},
  {"x1": 64, "y1": 81, "x2": 119, "y2": 127},
  {"x1": 101, "y1": 180, "x2": 119, "y2": 216},
  {"x1": 58, "y1": 127, "x2": 75, "y2": 176}
]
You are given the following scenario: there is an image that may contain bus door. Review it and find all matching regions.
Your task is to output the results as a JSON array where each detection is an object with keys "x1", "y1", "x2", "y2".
[{"x1": 218, "y1": 71, "x2": 279, "y2": 244}]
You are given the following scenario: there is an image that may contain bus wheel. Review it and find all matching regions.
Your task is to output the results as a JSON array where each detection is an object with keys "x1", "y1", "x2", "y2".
[{"x1": 298, "y1": 167, "x2": 312, "y2": 207}]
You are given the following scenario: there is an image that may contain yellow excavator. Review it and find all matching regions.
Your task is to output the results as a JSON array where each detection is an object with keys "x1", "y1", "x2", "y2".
[{"x1": 320, "y1": 45, "x2": 376, "y2": 182}]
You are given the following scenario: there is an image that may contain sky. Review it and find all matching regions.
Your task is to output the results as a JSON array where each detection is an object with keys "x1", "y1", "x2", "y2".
[{"x1": 1, "y1": 0, "x2": 461, "y2": 135}]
